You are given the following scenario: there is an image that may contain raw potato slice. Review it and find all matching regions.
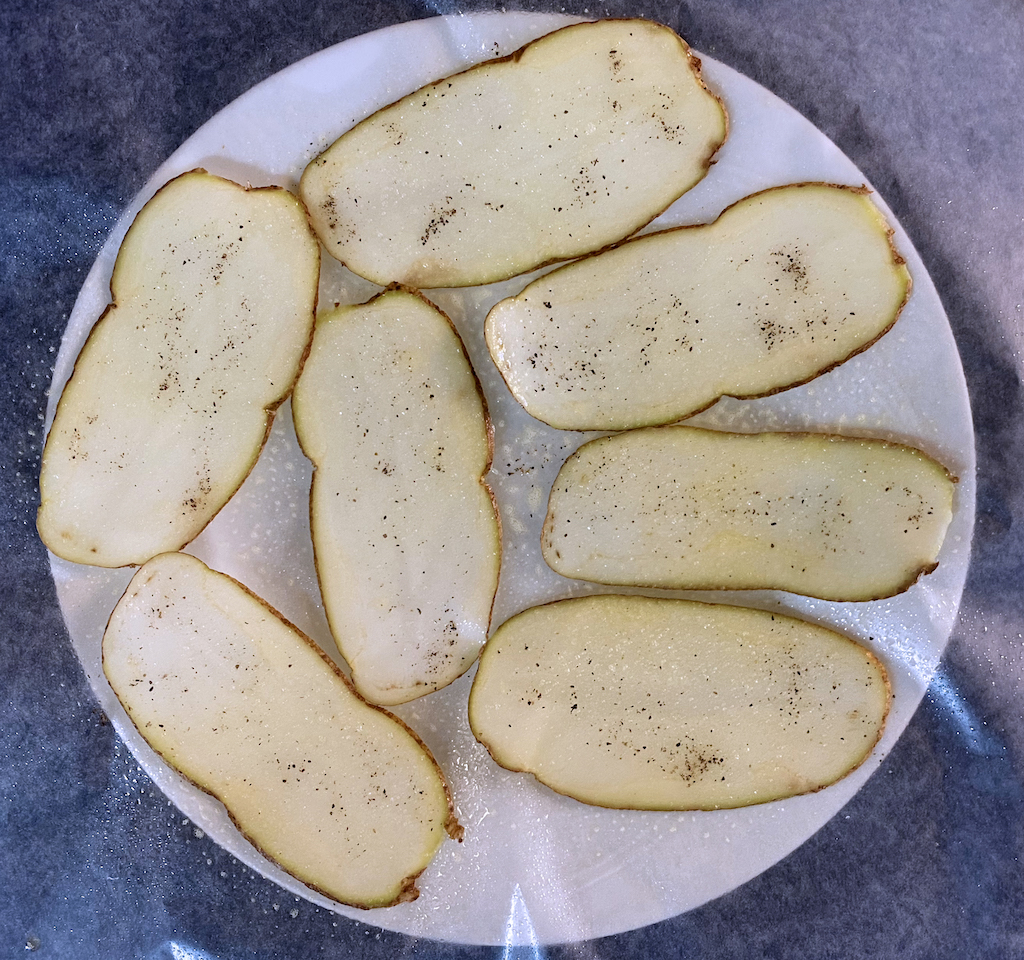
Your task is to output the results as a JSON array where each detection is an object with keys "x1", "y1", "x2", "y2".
[
  {"x1": 486, "y1": 183, "x2": 911, "y2": 430},
  {"x1": 299, "y1": 19, "x2": 726, "y2": 288},
  {"x1": 543, "y1": 426, "x2": 955, "y2": 601},
  {"x1": 103, "y1": 552, "x2": 461, "y2": 909},
  {"x1": 292, "y1": 289, "x2": 500, "y2": 706},
  {"x1": 38, "y1": 170, "x2": 320, "y2": 567},
  {"x1": 469, "y1": 595, "x2": 890, "y2": 810}
]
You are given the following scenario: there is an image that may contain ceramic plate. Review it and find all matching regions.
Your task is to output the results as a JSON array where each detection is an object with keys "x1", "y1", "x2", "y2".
[{"x1": 44, "y1": 12, "x2": 975, "y2": 946}]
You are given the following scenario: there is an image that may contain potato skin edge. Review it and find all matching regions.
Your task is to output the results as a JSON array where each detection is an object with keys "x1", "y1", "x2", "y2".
[
  {"x1": 101, "y1": 552, "x2": 462, "y2": 910},
  {"x1": 469, "y1": 594, "x2": 892, "y2": 811},
  {"x1": 300, "y1": 19, "x2": 728, "y2": 289},
  {"x1": 38, "y1": 169, "x2": 321, "y2": 568},
  {"x1": 486, "y1": 181, "x2": 912, "y2": 432},
  {"x1": 293, "y1": 285, "x2": 502, "y2": 704},
  {"x1": 540, "y1": 425, "x2": 956, "y2": 602}
]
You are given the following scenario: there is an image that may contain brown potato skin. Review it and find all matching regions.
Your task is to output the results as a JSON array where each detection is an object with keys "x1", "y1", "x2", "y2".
[
  {"x1": 38, "y1": 169, "x2": 321, "y2": 567},
  {"x1": 487, "y1": 181, "x2": 911, "y2": 433},
  {"x1": 469, "y1": 595, "x2": 892, "y2": 812},
  {"x1": 540, "y1": 426, "x2": 955, "y2": 602},
  {"x1": 102, "y1": 553, "x2": 462, "y2": 909},
  {"x1": 294, "y1": 285, "x2": 502, "y2": 704},
  {"x1": 300, "y1": 19, "x2": 728, "y2": 288}
]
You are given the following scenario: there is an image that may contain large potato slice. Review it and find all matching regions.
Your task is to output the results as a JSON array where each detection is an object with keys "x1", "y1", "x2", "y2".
[
  {"x1": 38, "y1": 170, "x2": 319, "y2": 567},
  {"x1": 469, "y1": 595, "x2": 890, "y2": 810},
  {"x1": 299, "y1": 19, "x2": 726, "y2": 288},
  {"x1": 292, "y1": 289, "x2": 501, "y2": 705},
  {"x1": 543, "y1": 426, "x2": 955, "y2": 601},
  {"x1": 103, "y1": 552, "x2": 461, "y2": 909},
  {"x1": 486, "y1": 183, "x2": 910, "y2": 430}
]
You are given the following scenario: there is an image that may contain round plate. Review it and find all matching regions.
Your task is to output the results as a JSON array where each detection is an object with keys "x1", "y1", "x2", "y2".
[{"x1": 45, "y1": 11, "x2": 975, "y2": 946}]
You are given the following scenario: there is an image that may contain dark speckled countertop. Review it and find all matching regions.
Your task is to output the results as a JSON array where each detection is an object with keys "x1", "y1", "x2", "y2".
[{"x1": 2, "y1": 1, "x2": 1023, "y2": 957}]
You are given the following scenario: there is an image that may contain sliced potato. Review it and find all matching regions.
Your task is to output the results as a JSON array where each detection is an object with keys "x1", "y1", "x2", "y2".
[
  {"x1": 486, "y1": 183, "x2": 910, "y2": 430},
  {"x1": 38, "y1": 170, "x2": 319, "y2": 567},
  {"x1": 543, "y1": 426, "x2": 955, "y2": 601},
  {"x1": 469, "y1": 595, "x2": 890, "y2": 810},
  {"x1": 299, "y1": 19, "x2": 726, "y2": 288},
  {"x1": 292, "y1": 288, "x2": 500, "y2": 706},
  {"x1": 103, "y1": 552, "x2": 461, "y2": 909}
]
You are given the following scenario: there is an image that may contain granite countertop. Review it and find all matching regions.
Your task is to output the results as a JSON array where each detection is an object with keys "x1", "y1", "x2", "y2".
[{"x1": 2, "y1": 1, "x2": 1023, "y2": 957}]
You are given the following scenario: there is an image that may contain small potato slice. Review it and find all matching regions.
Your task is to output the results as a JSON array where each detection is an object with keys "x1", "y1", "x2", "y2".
[
  {"x1": 469, "y1": 595, "x2": 890, "y2": 810},
  {"x1": 38, "y1": 170, "x2": 320, "y2": 567},
  {"x1": 299, "y1": 19, "x2": 726, "y2": 288},
  {"x1": 543, "y1": 426, "x2": 955, "y2": 601},
  {"x1": 103, "y1": 552, "x2": 461, "y2": 908},
  {"x1": 486, "y1": 183, "x2": 910, "y2": 430},
  {"x1": 292, "y1": 289, "x2": 500, "y2": 706}
]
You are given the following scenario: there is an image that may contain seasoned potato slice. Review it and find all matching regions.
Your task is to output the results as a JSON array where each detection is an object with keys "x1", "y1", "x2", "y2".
[
  {"x1": 543, "y1": 426, "x2": 955, "y2": 601},
  {"x1": 469, "y1": 595, "x2": 890, "y2": 810},
  {"x1": 300, "y1": 19, "x2": 726, "y2": 288},
  {"x1": 292, "y1": 289, "x2": 500, "y2": 706},
  {"x1": 486, "y1": 183, "x2": 910, "y2": 430},
  {"x1": 38, "y1": 170, "x2": 319, "y2": 567},
  {"x1": 103, "y1": 552, "x2": 461, "y2": 909}
]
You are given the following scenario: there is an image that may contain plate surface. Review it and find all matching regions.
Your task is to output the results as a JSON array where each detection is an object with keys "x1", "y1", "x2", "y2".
[{"x1": 45, "y1": 12, "x2": 975, "y2": 946}]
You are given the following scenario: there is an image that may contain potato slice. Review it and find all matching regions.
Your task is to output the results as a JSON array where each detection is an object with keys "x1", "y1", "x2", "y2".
[
  {"x1": 299, "y1": 19, "x2": 726, "y2": 288},
  {"x1": 543, "y1": 426, "x2": 955, "y2": 601},
  {"x1": 486, "y1": 183, "x2": 910, "y2": 430},
  {"x1": 103, "y1": 552, "x2": 461, "y2": 909},
  {"x1": 38, "y1": 170, "x2": 319, "y2": 567},
  {"x1": 292, "y1": 289, "x2": 501, "y2": 705},
  {"x1": 469, "y1": 595, "x2": 890, "y2": 810}
]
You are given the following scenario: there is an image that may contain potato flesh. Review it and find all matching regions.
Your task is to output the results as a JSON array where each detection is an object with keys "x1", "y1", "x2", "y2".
[
  {"x1": 543, "y1": 426, "x2": 955, "y2": 601},
  {"x1": 38, "y1": 170, "x2": 319, "y2": 567},
  {"x1": 299, "y1": 19, "x2": 726, "y2": 288},
  {"x1": 486, "y1": 183, "x2": 910, "y2": 430},
  {"x1": 469, "y1": 595, "x2": 889, "y2": 810},
  {"x1": 292, "y1": 290, "x2": 500, "y2": 705},
  {"x1": 102, "y1": 552, "x2": 456, "y2": 908}
]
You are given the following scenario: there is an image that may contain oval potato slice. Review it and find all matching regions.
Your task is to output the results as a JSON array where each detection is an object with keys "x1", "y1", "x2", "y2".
[
  {"x1": 469, "y1": 595, "x2": 890, "y2": 810},
  {"x1": 38, "y1": 170, "x2": 320, "y2": 567},
  {"x1": 292, "y1": 288, "x2": 501, "y2": 705},
  {"x1": 486, "y1": 183, "x2": 911, "y2": 430},
  {"x1": 543, "y1": 426, "x2": 955, "y2": 601},
  {"x1": 103, "y1": 552, "x2": 461, "y2": 909},
  {"x1": 299, "y1": 19, "x2": 726, "y2": 288}
]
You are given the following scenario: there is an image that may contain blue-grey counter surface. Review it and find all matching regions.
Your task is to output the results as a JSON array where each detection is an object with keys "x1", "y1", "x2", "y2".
[{"x1": 2, "y1": 0, "x2": 1022, "y2": 957}]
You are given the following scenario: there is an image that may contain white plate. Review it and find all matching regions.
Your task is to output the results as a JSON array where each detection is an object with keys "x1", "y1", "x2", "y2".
[{"x1": 46, "y1": 11, "x2": 975, "y2": 947}]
